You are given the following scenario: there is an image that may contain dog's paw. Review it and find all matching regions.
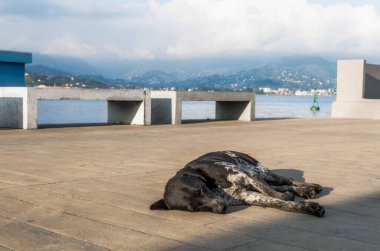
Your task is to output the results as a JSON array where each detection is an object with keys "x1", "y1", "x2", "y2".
[
  {"x1": 294, "y1": 184, "x2": 323, "y2": 199},
  {"x1": 303, "y1": 202, "x2": 325, "y2": 217},
  {"x1": 309, "y1": 183, "x2": 323, "y2": 193}
]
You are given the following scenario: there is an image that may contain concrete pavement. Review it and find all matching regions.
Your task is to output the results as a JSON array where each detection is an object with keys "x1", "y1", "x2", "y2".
[{"x1": 0, "y1": 119, "x2": 379, "y2": 250}]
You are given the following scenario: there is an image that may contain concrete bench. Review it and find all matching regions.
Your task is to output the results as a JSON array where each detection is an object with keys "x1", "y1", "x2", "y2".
[
  {"x1": 151, "y1": 91, "x2": 255, "y2": 124},
  {"x1": 0, "y1": 87, "x2": 150, "y2": 129}
]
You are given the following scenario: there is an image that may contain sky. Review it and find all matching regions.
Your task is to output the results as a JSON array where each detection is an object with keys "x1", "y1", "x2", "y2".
[{"x1": 1, "y1": 0, "x2": 380, "y2": 61}]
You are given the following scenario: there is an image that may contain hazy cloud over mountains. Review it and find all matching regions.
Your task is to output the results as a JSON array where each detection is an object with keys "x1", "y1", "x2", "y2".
[{"x1": 1, "y1": 0, "x2": 380, "y2": 61}]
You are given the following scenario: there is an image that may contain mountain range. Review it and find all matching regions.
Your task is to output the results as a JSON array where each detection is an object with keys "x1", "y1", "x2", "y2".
[{"x1": 26, "y1": 54, "x2": 337, "y2": 91}]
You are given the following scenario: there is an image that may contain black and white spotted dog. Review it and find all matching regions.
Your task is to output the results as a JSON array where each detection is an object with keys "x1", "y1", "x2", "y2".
[{"x1": 150, "y1": 151, "x2": 325, "y2": 217}]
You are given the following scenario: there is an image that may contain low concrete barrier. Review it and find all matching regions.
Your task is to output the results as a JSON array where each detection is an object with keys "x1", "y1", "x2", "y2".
[
  {"x1": 0, "y1": 88, "x2": 255, "y2": 129},
  {"x1": 151, "y1": 91, "x2": 255, "y2": 124},
  {"x1": 0, "y1": 87, "x2": 150, "y2": 129}
]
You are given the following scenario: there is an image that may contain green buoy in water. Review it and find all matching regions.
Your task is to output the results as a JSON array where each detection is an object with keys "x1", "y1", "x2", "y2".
[{"x1": 310, "y1": 94, "x2": 320, "y2": 112}]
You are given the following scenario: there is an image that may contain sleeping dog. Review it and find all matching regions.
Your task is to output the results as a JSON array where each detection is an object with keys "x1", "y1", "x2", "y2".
[{"x1": 150, "y1": 151, "x2": 325, "y2": 217}]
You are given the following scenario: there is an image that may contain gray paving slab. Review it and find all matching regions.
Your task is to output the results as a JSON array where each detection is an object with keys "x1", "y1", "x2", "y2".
[
  {"x1": 0, "y1": 216, "x2": 110, "y2": 250},
  {"x1": 0, "y1": 196, "x2": 185, "y2": 251},
  {"x1": 1, "y1": 119, "x2": 380, "y2": 250}
]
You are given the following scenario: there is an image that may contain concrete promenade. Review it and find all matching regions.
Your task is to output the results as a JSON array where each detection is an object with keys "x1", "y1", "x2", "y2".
[{"x1": 0, "y1": 119, "x2": 379, "y2": 250}]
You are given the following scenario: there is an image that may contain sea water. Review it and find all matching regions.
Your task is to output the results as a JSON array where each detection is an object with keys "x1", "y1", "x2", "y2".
[{"x1": 37, "y1": 95, "x2": 336, "y2": 124}]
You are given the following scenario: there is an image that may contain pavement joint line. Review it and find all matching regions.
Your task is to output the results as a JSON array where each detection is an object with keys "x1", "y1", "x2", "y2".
[
  {"x1": 203, "y1": 219, "x2": 322, "y2": 251},
  {"x1": 0, "y1": 169, "x2": 53, "y2": 182},
  {"x1": 201, "y1": 221, "x2": 318, "y2": 251},
  {"x1": 230, "y1": 213, "x2": 380, "y2": 247},
  {"x1": 165, "y1": 244, "x2": 215, "y2": 251},
  {"x1": 0, "y1": 194, "x2": 207, "y2": 250},
  {"x1": 33, "y1": 185, "x2": 229, "y2": 226},
  {"x1": 17, "y1": 185, "x2": 380, "y2": 249},
  {"x1": 0, "y1": 244, "x2": 15, "y2": 251},
  {"x1": 0, "y1": 175, "x2": 133, "y2": 191},
  {"x1": 0, "y1": 179, "x2": 18, "y2": 186},
  {"x1": 36, "y1": 183, "x2": 380, "y2": 234},
  {"x1": 0, "y1": 187, "x2": 267, "y2": 251},
  {"x1": 36, "y1": 185, "x2": 148, "y2": 204},
  {"x1": 35, "y1": 180, "x2": 380, "y2": 243},
  {"x1": 0, "y1": 170, "x2": 169, "y2": 192},
  {"x1": 223, "y1": 239, "x2": 316, "y2": 251},
  {"x1": 324, "y1": 206, "x2": 380, "y2": 219},
  {"x1": 17, "y1": 185, "x2": 226, "y2": 228},
  {"x1": 0, "y1": 215, "x2": 114, "y2": 251}
]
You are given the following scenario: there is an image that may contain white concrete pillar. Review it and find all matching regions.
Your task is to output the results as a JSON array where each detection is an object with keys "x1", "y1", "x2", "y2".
[
  {"x1": 336, "y1": 60, "x2": 366, "y2": 101},
  {"x1": 25, "y1": 88, "x2": 38, "y2": 129},
  {"x1": 172, "y1": 92, "x2": 182, "y2": 125},
  {"x1": 151, "y1": 91, "x2": 180, "y2": 125}
]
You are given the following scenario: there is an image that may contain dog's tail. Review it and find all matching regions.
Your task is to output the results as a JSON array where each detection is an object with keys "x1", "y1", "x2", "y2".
[{"x1": 150, "y1": 199, "x2": 169, "y2": 210}]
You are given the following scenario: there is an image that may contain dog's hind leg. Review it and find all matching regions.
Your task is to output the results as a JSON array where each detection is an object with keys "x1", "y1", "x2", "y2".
[
  {"x1": 231, "y1": 151, "x2": 322, "y2": 197},
  {"x1": 264, "y1": 171, "x2": 323, "y2": 199},
  {"x1": 236, "y1": 190, "x2": 325, "y2": 217},
  {"x1": 227, "y1": 172, "x2": 295, "y2": 201},
  {"x1": 270, "y1": 182, "x2": 322, "y2": 199}
]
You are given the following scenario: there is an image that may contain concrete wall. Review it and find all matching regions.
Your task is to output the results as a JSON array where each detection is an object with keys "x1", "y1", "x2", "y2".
[
  {"x1": 335, "y1": 60, "x2": 365, "y2": 101},
  {"x1": 332, "y1": 59, "x2": 380, "y2": 119},
  {"x1": 0, "y1": 87, "x2": 149, "y2": 129},
  {"x1": 1, "y1": 88, "x2": 255, "y2": 129}
]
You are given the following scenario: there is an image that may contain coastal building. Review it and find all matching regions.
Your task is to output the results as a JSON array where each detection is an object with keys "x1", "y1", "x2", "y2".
[{"x1": 0, "y1": 50, "x2": 32, "y2": 87}]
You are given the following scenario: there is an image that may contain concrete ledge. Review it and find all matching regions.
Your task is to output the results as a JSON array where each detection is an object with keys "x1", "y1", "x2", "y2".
[
  {"x1": 151, "y1": 91, "x2": 255, "y2": 124},
  {"x1": 1, "y1": 89, "x2": 256, "y2": 128},
  {"x1": 0, "y1": 87, "x2": 150, "y2": 129},
  {"x1": 332, "y1": 100, "x2": 380, "y2": 119}
]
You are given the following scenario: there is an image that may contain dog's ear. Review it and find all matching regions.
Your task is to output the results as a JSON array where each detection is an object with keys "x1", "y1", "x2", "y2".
[
  {"x1": 150, "y1": 199, "x2": 169, "y2": 210},
  {"x1": 182, "y1": 172, "x2": 207, "y2": 183}
]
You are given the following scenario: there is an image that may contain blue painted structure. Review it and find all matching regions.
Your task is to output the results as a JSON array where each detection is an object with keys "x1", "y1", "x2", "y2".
[{"x1": 0, "y1": 50, "x2": 32, "y2": 87}]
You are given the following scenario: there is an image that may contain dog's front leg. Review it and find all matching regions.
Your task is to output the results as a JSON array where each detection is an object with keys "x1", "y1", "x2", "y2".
[{"x1": 238, "y1": 190, "x2": 325, "y2": 217}]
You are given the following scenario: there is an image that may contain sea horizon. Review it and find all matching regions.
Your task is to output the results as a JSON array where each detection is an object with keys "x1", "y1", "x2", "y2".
[{"x1": 37, "y1": 95, "x2": 335, "y2": 125}]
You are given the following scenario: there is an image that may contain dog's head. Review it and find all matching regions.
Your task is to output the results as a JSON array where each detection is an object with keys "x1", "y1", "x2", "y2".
[{"x1": 150, "y1": 171, "x2": 227, "y2": 214}]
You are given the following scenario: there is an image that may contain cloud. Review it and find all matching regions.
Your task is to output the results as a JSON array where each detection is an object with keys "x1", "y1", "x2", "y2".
[
  {"x1": 1, "y1": 0, "x2": 380, "y2": 60},
  {"x1": 42, "y1": 35, "x2": 97, "y2": 58}
]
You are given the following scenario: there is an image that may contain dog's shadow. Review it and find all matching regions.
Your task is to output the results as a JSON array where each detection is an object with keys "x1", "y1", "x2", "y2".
[{"x1": 228, "y1": 168, "x2": 333, "y2": 214}]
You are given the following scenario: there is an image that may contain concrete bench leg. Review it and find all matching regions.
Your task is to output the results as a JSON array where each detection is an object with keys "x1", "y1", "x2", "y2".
[
  {"x1": 151, "y1": 98, "x2": 172, "y2": 124},
  {"x1": 151, "y1": 98, "x2": 182, "y2": 125},
  {"x1": 25, "y1": 93, "x2": 38, "y2": 129},
  {"x1": 215, "y1": 101, "x2": 255, "y2": 121},
  {"x1": 0, "y1": 98, "x2": 23, "y2": 128},
  {"x1": 0, "y1": 89, "x2": 37, "y2": 129},
  {"x1": 107, "y1": 100, "x2": 146, "y2": 125}
]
